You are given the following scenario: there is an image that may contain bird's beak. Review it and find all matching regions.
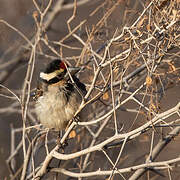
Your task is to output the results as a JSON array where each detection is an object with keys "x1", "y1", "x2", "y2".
[{"x1": 64, "y1": 67, "x2": 80, "y2": 80}]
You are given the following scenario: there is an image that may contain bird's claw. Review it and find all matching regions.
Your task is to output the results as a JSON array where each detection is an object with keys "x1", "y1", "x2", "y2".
[{"x1": 56, "y1": 139, "x2": 68, "y2": 149}]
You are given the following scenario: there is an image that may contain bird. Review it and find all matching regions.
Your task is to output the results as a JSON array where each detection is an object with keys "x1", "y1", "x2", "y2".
[{"x1": 33, "y1": 59, "x2": 86, "y2": 131}]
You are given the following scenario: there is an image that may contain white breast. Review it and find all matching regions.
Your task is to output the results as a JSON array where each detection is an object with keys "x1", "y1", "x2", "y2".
[{"x1": 35, "y1": 86, "x2": 82, "y2": 130}]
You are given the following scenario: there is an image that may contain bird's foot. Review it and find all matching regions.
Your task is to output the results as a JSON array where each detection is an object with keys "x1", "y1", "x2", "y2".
[
  {"x1": 74, "y1": 116, "x2": 80, "y2": 122},
  {"x1": 56, "y1": 138, "x2": 68, "y2": 149}
]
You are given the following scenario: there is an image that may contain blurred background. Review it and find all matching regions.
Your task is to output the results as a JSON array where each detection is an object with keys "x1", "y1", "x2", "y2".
[{"x1": 0, "y1": 0, "x2": 180, "y2": 179}]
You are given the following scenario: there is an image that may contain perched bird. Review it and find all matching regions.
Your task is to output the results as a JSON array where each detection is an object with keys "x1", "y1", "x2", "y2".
[{"x1": 33, "y1": 59, "x2": 86, "y2": 131}]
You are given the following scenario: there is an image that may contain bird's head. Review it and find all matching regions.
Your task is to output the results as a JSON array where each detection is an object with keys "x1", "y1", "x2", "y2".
[{"x1": 39, "y1": 59, "x2": 80, "y2": 84}]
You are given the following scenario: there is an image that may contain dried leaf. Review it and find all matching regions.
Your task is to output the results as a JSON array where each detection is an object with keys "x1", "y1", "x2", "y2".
[
  {"x1": 136, "y1": 29, "x2": 142, "y2": 36},
  {"x1": 147, "y1": 24, "x2": 151, "y2": 31},
  {"x1": 146, "y1": 76, "x2": 152, "y2": 86},
  {"x1": 125, "y1": 37, "x2": 130, "y2": 41},
  {"x1": 69, "y1": 130, "x2": 76, "y2": 139},
  {"x1": 102, "y1": 92, "x2": 109, "y2": 100},
  {"x1": 33, "y1": 11, "x2": 38, "y2": 19},
  {"x1": 137, "y1": 16, "x2": 147, "y2": 28},
  {"x1": 168, "y1": 62, "x2": 176, "y2": 72}
]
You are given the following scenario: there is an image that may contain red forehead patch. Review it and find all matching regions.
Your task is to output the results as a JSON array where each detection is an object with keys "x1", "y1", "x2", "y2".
[{"x1": 60, "y1": 61, "x2": 66, "y2": 70}]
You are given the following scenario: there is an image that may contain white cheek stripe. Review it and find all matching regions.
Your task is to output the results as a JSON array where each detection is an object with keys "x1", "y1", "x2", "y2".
[{"x1": 40, "y1": 71, "x2": 58, "y2": 81}]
